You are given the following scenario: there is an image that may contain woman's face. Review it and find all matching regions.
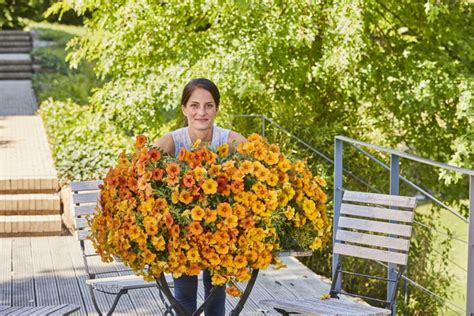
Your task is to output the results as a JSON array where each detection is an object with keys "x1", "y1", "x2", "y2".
[{"x1": 182, "y1": 87, "x2": 218, "y2": 130}]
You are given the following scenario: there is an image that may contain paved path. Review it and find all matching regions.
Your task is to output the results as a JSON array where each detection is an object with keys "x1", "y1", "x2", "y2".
[
  {"x1": 0, "y1": 80, "x2": 57, "y2": 180},
  {"x1": 0, "y1": 79, "x2": 37, "y2": 115}
]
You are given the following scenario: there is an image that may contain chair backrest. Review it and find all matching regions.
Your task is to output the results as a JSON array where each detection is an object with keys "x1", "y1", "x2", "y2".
[
  {"x1": 71, "y1": 180, "x2": 102, "y2": 241},
  {"x1": 334, "y1": 190, "x2": 417, "y2": 267}
]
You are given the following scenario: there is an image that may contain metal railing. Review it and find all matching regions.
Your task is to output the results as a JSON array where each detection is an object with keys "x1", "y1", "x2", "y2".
[{"x1": 230, "y1": 114, "x2": 473, "y2": 315}]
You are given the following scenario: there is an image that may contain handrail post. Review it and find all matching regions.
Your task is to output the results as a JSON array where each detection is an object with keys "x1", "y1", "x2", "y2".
[
  {"x1": 388, "y1": 154, "x2": 400, "y2": 315},
  {"x1": 261, "y1": 115, "x2": 266, "y2": 137},
  {"x1": 333, "y1": 138, "x2": 343, "y2": 292},
  {"x1": 467, "y1": 175, "x2": 474, "y2": 316}
]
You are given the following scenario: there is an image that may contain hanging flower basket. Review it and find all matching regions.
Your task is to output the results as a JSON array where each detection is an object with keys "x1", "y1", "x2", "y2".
[{"x1": 89, "y1": 133, "x2": 330, "y2": 296}]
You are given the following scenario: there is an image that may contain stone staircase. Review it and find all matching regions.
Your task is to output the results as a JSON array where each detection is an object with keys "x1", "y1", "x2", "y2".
[
  {"x1": 0, "y1": 30, "x2": 33, "y2": 80},
  {"x1": 0, "y1": 117, "x2": 63, "y2": 236},
  {"x1": 0, "y1": 178, "x2": 63, "y2": 236}
]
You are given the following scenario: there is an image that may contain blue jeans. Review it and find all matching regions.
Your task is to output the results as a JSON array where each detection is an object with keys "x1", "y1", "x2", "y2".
[{"x1": 173, "y1": 270, "x2": 226, "y2": 315}]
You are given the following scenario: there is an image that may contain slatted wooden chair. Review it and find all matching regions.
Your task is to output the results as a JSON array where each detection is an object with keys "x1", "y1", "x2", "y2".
[
  {"x1": 71, "y1": 180, "x2": 173, "y2": 316},
  {"x1": 261, "y1": 190, "x2": 417, "y2": 316},
  {"x1": 0, "y1": 304, "x2": 80, "y2": 315}
]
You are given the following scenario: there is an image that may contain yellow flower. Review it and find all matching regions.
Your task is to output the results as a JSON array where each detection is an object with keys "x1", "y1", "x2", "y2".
[
  {"x1": 202, "y1": 179, "x2": 218, "y2": 194},
  {"x1": 191, "y1": 206, "x2": 205, "y2": 221},
  {"x1": 265, "y1": 151, "x2": 279, "y2": 165},
  {"x1": 211, "y1": 274, "x2": 227, "y2": 286},
  {"x1": 310, "y1": 237, "x2": 322, "y2": 250},
  {"x1": 284, "y1": 206, "x2": 295, "y2": 220},
  {"x1": 179, "y1": 190, "x2": 193, "y2": 204},
  {"x1": 216, "y1": 144, "x2": 229, "y2": 157},
  {"x1": 171, "y1": 190, "x2": 179, "y2": 204},
  {"x1": 187, "y1": 248, "x2": 201, "y2": 263},
  {"x1": 234, "y1": 255, "x2": 248, "y2": 269},
  {"x1": 151, "y1": 236, "x2": 166, "y2": 251},
  {"x1": 217, "y1": 202, "x2": 232, "y2": 218},
  {"x1": 193, "y1": 167, "x2": 206, "y2": 181},
  {"x1": 223, "y1": 215, "x2": 239, "y2": 228}
]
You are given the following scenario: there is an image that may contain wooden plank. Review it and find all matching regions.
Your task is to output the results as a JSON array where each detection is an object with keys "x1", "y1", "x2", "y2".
[
  {"x1": 76, "y1": 229, "x2": 90, "y2": 241},
  {"x1": 341, "y1": 203, "x2": 414, "y2": 222},
  {"x1": 31, "y1": 237, "x2": 60, "y2": 306},
  {"x1": 338, "y1": 216, "x2": 412, "y2": 237},
  {"x1": 75, "y1": 218, "x2": 88, "y2": 230},
  {"x1": 65, "y1": 236, "x2": 108, "y2": 315},
  {"x1": 0, "y1": 305, "x2": 10, "y2": 312},
  {"x1": 11, "y1": 238, "x2": 35, "y2": 307},
  {"x1": 343, "y1": 190, "x2": 417, "y2": 208},
  {"x1": 72, "y1": 192, "x2": 99, "y2": 205},
  {"x1": 74, "y1": 205, "x2": 96, "y2": 217},
  {"x1": 0, "y1": 239, "x2": 12, "y2": 306},
  {"x1": 6, "y1": 306, "x2": 37, "y2": 315},
  {"x1": 334, "y1": 243, "x2": 408, "y2": 265},
  {"x1": 70, "y1": 181, "x2": 102, "y2": 192},
  {"x1": 82, "y1": 240, "x2": 137, "y2": 314},
  {"x1": 336, "y1": 229, "x2": 410, "y2": 251},
  {"x1": 0, "y1": 306, "x2": 23, "y2": 314},
  {"x1": 260, "y1": 298, "x2": 391, "y2": 315},
  {"x1": 48, "y1": 237, "x2": 88, "y2": 314},
  {"x1": 46, "y1": 303, "x2": 81, "y2": 315}
]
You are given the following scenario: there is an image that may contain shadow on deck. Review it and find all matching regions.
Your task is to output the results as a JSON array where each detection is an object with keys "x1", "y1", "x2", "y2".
[{"x1": 0, "y1": 236, "x2": 356, "y2": 315}]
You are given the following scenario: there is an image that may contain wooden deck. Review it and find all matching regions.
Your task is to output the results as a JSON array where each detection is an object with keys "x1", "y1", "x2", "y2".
[{"x1": 0, "y1": 236, "x2": 351, "y2": 315}]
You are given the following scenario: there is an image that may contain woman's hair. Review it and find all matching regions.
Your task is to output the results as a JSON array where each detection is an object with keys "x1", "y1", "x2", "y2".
[{"x1": 180, "y1": 78, "x2": 220, "y2": 126}]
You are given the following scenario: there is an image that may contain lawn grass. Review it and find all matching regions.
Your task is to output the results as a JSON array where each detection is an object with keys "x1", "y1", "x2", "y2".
[
  {"x1": 417, "y1": 202, "x2": 468, "y2": 315},
  {"x1": 26, "y1": 21, "x2": 101, "y2": 105}
]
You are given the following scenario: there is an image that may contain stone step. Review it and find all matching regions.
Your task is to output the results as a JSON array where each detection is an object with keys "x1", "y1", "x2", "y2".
[
  {"x1": 0, "y1": 72, "x2": 32, "y2": 80},
  {"x1": 0, "y1": 64, "x2": 33, "y2": 72},
  {"x1": 0, "y1": 54, "x2": 32, "y2": 65},
  {"x1": 0, "y1": 30, "x2": 30, "y2": 36},
  {"x1": 0, "y1": 214, "x2": 63, "y2": 236},
  {"x1": 0, "y1": 47, "x2": 31, "y2": 53},
  {"x1": 0, "y1": 193, "x2": 60, "y2": 215},
  {"x1": 0, "y1": 177, "x2": 58, "y2": 193},
  {"x1": 0, "y1": 41, "x2": 32, "y2": 48},
  {"x1": 0, "y1": 35, "x2": 30, "y2": 41}
]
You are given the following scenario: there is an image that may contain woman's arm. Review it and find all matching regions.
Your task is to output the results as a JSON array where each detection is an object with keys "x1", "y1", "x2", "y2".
[
  {"x1": 228, "y1": 131, "x2": 248, "y2": 153},
  {"x1": 153, "y1": 133, "x2": 175, "y2": 156}
]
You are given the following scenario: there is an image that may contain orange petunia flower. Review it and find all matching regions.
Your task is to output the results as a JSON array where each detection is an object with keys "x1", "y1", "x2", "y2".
[
  {"x1": 186, "y1": 262, "x2": 201, "y2": 276},
  {"x1": 204, "y1": 209, "x2": 217, "y2": 223},
  {"x1": 149, "y1": 148, "x2": 161, "y2": 161},
  {"x1": 188, "y1": 221, "x2": 203, "y2": 235},
  {"x1": 182, "y1": 173, "x2": 195, "y2": 188},
  {"x1": 135, "y1": 134, "x2": 147, "y2": 148},
  {"x1": 152, "y1": 168, "x2": 164, "y2": 181},
  {"x1": 166, "y1": 162, "x2": 181, "y2": 176},
  {"x1": 216, "y1": 202, "x2": 232, "y2": 218},
  {"x1": 177, "y1": 147, "x2": 187, "y2": 161},
  {"x1": 155, "y1": 197, "x2": 168, "y2": 210}
]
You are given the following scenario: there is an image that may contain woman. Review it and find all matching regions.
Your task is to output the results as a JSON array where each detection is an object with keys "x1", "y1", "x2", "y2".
[{"x1": 154, "y1": 78, "x2": 247, "y2": 315}]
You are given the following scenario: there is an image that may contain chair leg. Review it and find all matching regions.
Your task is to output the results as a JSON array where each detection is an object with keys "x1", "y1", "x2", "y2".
[
  {"x1": 107, "y1": 289, "x2": 127, "y2": 316},
  {"x1": 87, "y1": 284, "x2": 103, "y2": 316}
]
